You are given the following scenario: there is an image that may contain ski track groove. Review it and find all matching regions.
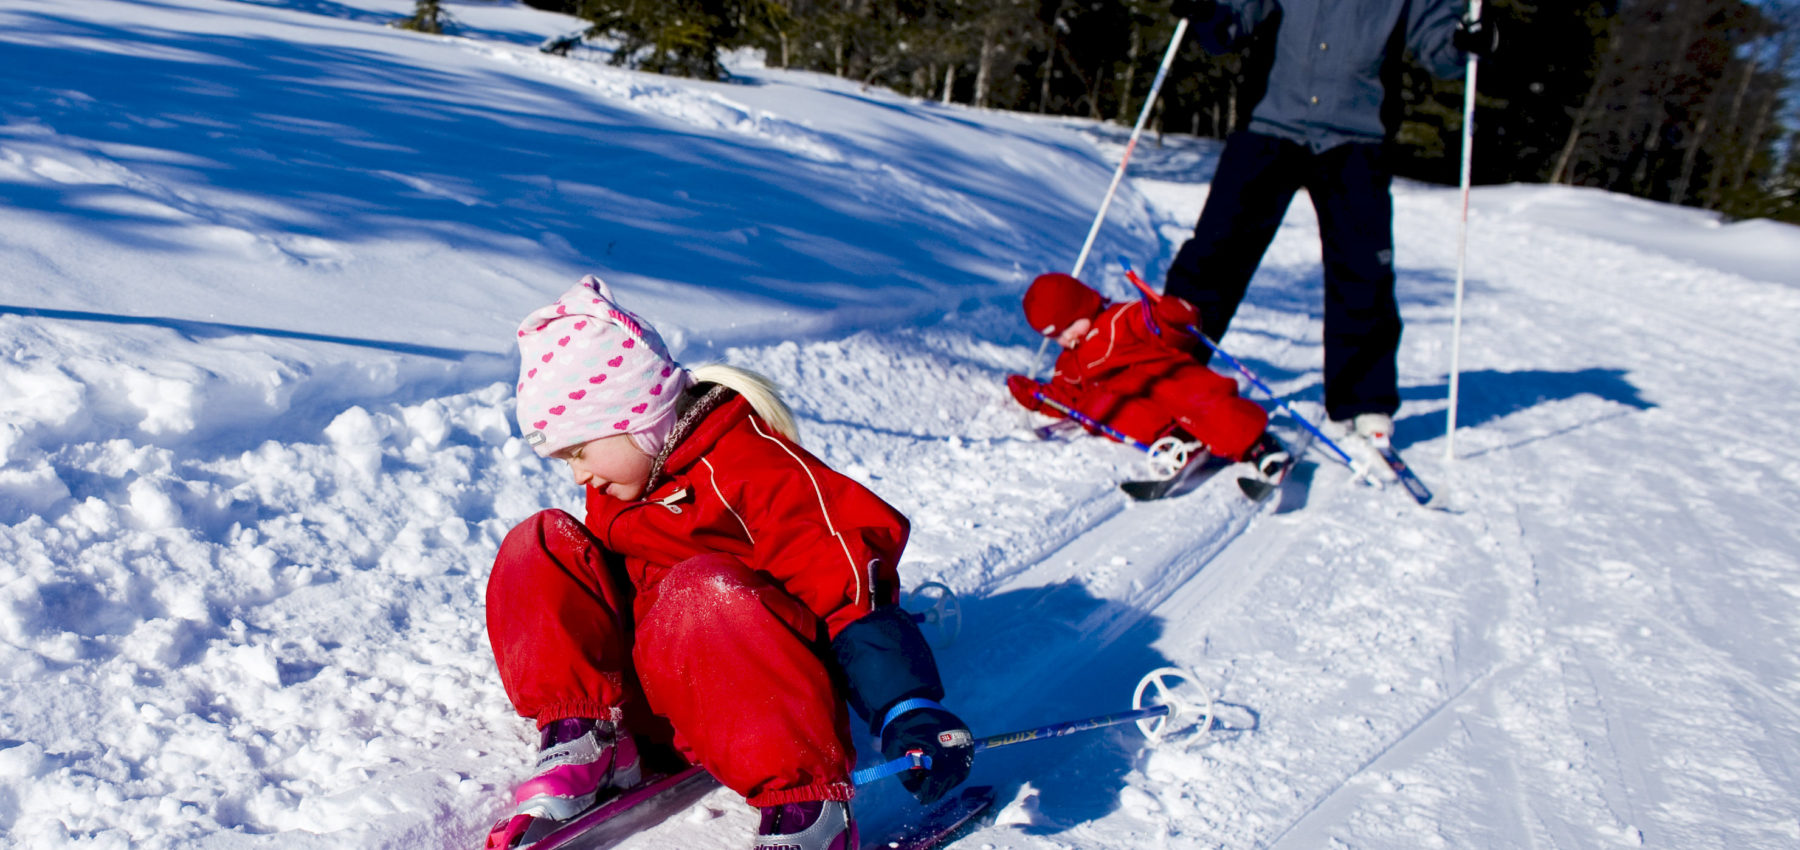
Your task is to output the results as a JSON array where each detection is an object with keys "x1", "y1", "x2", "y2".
[{"x1": 1263, "y1": 662, "x2": 1510, "y2": 850}]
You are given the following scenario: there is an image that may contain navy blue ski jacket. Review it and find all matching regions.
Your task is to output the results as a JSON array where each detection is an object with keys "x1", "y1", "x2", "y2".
[{"x1": 1194, "y1": 0, "x2": 1467, "y2": 151}]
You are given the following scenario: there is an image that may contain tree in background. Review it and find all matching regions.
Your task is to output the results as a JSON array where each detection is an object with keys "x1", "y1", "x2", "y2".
[
  {"x1": 567, "y1": 0, "x2": 787, "y2": 80},
  {"x1": 1548, "y1": 0, "x2": 1797, "y2": 219},
  {"x1": 510, "y1": 0, "x2": 1800, "y2": 221},
  {"x1": 394, "y1": 0, "x2": 454, "y2": 34}
]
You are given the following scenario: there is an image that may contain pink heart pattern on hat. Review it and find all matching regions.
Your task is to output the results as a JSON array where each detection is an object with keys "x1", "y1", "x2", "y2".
[{"x1": 514, "y1": 274, "x2": 691, "y2": 458}]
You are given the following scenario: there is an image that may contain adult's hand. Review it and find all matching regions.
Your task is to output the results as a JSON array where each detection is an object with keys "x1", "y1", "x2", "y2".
[{"x1": 1454, "y1": 16, "x2": 1499, "y2": 58}]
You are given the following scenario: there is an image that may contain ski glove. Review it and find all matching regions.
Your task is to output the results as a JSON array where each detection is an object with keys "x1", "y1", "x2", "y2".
[
  {"x1": 833, "y1": 606, "x2": 947, "y2": 729},
  {"x1": 880, "y1": 702, "x2": 974, "y2": 805},
  {"x1": 1453, "y1": 16, "x2": 1499, "y2": 58},
  {"x1": 1151, "y1": 295, "x2": 1201, "y2": 333},
  {"x1": 1007, "y1": 374, "x2": 1049, "y2": 413}
]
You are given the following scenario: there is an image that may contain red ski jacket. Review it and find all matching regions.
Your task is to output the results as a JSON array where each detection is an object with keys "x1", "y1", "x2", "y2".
[
  {"x1": 583, "y1": 393, "x2": 909, "y2": 640},
  {"x1": 1041, "y1": 298, "x2": 1268, "y2": 458}
]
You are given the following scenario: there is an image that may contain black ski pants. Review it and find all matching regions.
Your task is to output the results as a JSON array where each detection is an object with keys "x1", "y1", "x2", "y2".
[{"x1": 1163, "y1": 132, "x2": 1401, "y2": 422}]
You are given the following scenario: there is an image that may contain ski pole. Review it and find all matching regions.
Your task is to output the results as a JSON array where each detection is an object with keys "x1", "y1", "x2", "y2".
[
  {"x1": 1445, "y1": 0, "x2": 1482, "y2": 463},
  {"x1": 1032, "y1": 392, "x2": 1152, "y2": 452},
  {"x1": 1119, "y1": 260, "x2": 1375, "y2": 482},
  {"x1": 1028, "y1": 17, "x2": 1190, "y2": 383},
  {"x1": 970, "y1": 705, "x2": 1172, "y2": 752},
  {"x1": 1070, "y1": 17, "x2": 1190, "y2": 281},
  {"x1": 1032, "y1": 390, "x2": 1201, "y2": 478},
  {"x1": 852, "y1": 706, "x2": 1175, "y2": 786}
]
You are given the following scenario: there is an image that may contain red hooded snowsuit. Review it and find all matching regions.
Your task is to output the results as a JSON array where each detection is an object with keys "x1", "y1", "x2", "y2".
[
  {"x1": 486, "y1": 390, "x2": 909, "y2": 807},
  {"x1": 1014, "y1": 273, "x2": 1268, "y2": 459}
]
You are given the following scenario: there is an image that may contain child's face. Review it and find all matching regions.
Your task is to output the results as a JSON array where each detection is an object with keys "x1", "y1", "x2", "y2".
[
  {"x1": 1056, "y1": 317, "x2": 1093, "y2": 349},
  {"x1": 554, "y1": 434, "x2": 653, "y2": 500}
]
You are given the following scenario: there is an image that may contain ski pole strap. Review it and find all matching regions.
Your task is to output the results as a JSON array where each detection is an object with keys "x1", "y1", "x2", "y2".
[
  {"x1": 851, "y1": 749, "x2": 933, "y2": 786},
  {"x1": 879, "y1": 697, "x2": 947, "y2": 737}
]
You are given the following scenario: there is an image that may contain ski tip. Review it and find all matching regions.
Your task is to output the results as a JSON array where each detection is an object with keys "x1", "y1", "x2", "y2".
[
  {"x1": 872, "y1": 786, "x2": 997, "y2": 850},
  {"x1": 1236, "y1": 476, "x2": 1277, "y2": 502},
  {"x1": 1120, "y1": 480, "x2": 1169, "y2": 501}
]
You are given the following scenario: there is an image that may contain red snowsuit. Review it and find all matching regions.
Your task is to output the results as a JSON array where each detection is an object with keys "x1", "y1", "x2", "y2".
[
  {"x1": 1015, "y1": 283, "x2": 1269, "y2": 459},
  {"x1": 486, "y1": 391, "x2": 909, "y2": 807}
]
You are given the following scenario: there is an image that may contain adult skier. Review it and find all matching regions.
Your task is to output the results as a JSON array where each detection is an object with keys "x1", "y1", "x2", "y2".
[{"x1": 1162, "y1": 0, "x2": 1497, "y2": 442}]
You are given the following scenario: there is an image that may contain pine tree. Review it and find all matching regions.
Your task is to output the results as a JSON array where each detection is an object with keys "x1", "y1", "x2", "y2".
[
  {"x1": 575, "y1": 0, "x2": 784, "y2": 80},
  {"x1": 394, "y1": 0, "x2": 454, "y2": 34}
]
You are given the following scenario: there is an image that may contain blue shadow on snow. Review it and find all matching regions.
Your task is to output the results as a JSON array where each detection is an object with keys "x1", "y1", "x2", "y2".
[
  {"x1": 0, "y1": 9, "x2": 1113, "y2": 334},
  {"x1": 851, "y1": 583, "x2": 1246, "y2": 840}
]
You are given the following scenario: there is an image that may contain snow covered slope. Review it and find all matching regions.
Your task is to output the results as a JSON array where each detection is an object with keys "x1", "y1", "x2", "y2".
[{"x1": 3, "y1": 1, "x2": 1798, "y2": 848}]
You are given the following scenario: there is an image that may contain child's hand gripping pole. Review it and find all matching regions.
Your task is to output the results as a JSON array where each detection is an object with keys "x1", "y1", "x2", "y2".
[
  {"x1": 1118, "y1": 258, "x2": 1380, "y2": 487},
  {"x1": 851, "y1": 703, "x2": 1184, "y2": 786},
  {"x1": 852, "y1": 667, "x2": 1216, "y2": 787}
]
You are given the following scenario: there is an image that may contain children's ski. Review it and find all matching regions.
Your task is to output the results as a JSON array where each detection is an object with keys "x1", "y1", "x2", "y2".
[
  {"x1": 1120, "y1": 452, "x2": 1227, "y2": 501},
  {"x1": 1371, "y1": 441, "x2": 1433, "y2": 505},
  {"x1": 866, "y1": 785, "x2": 996, "y2": 850},
  {"x1": 1032, "y1": 419, "x2": 1086, "y2": 441},
  {"x1": 1235, "y1": 423, "x2": 1316, "y2": 503},
  {"x1": 486, "y1": 769, "x2": 990, "y2": 850},
  {"x1": 485, "y1": 766, "x2": 718, "y2": 850},
  {"x1": 1235, "y1": 456, "x2": 1293, "y2": 502}
]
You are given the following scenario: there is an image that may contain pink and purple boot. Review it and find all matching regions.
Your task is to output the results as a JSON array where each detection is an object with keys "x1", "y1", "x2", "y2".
[{"x1": 485, "y1": 718, "x2": 642, "y2": 849}]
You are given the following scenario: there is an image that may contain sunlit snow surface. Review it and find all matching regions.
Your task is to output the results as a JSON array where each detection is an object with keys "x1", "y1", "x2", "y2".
[{"x1": 3, "y1": 1, "x2": 1799, "y2": 848}]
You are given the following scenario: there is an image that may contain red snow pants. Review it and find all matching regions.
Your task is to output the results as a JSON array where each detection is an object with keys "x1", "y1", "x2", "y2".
[
  {"x1": 1109, "y1": 358, "x2": 1267, "y2": 460},
  {"x1": 486, "y1": 509, "x2": 855, "y2": 806}
]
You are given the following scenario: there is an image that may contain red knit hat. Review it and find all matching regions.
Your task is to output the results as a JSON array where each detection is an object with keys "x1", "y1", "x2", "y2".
[{"x1": 1022, "y1": 273, "x2": 1105, "y2": 336}]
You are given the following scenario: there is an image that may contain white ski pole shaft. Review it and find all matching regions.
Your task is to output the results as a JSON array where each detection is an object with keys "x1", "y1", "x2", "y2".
[
  {"x1": 1030, "y1": 18, "x2": 1189, "y2": 384},
  {"x1": 1445, "y1": 0, "x2": 1480, "y2": 462},
  {"x1": 1070, "y1": 17, "x2": 1189, "y2": 281}
]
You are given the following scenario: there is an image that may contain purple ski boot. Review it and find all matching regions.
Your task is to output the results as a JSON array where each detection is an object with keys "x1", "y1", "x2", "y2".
[{"x1": 752, "y1": 799, "x2": 857, "y2": 850}]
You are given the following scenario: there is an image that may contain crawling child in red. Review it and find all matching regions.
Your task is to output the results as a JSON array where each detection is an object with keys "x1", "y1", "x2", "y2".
[
  {"x1": 1006, "y1": 272, "x2": 1286, "y2": 477},
  {"x1": 486, "y1": 274, "x2": 973, "y2": 850}
]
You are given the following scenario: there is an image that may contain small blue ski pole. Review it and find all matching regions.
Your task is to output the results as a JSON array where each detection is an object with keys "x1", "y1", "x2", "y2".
[
  {"x1": 1031, "y1": 392, "x2": 1152, "y2": 452},
  {"x1": 852, "y1": 705, "x2": 1174, "y2": 786},
  {"x1": 1119, "y1": 259, "x2": 1375, "y2": 481},
  {"x1": 1030, "y1": 391, "x2": 1201, "y2": 478}
]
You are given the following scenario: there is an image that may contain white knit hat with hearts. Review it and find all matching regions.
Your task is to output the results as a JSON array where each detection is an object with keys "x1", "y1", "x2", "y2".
[{"x1": 514, "y1": 275, "x2": 691, "y2": 458}]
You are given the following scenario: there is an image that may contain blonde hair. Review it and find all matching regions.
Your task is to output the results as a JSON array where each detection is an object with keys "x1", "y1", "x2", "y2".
[{"x1": 689, "y1": 363, "x2": 800, "y2": 443}]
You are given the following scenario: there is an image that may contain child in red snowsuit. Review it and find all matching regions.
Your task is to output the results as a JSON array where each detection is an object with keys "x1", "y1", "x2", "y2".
[
  {"x1": 485, "y1": 275, "x2": 972, "y2": 850},
  {"x1": 1007, "y1": 272, "x2": 1284, "y2": 472}
]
